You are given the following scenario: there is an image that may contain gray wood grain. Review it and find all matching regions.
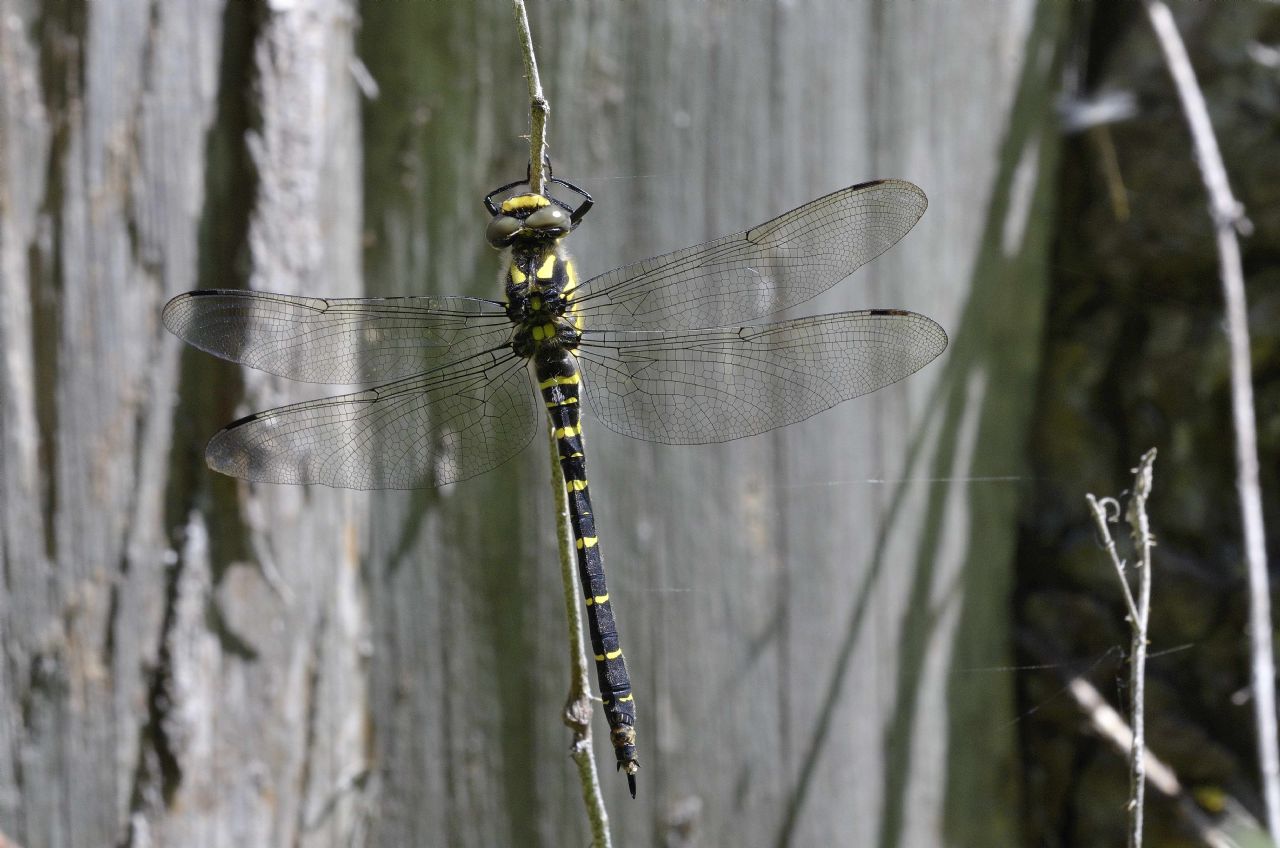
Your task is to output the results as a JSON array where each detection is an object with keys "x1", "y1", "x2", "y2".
[
  {"x1": 0, "y1": 0, "x2": 366, "y2": 845},
  {"x1": 0, "y1": 0, "x2": 1062, "y2": 845}
]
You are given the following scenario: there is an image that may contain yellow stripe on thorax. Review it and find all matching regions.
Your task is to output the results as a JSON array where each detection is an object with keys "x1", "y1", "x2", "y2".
[
  {"x1": 565, "y1": 258, "x2": 583, "y2": 329},
  {"x1": 553, "y1": 424, "x2": 581, "y2": 439},
  {"x1": 536, "y1": 254, "x2": 557, "y2": 280}
]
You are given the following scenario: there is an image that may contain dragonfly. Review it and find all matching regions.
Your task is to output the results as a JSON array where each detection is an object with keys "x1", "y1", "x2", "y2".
[{"x1": 163, "y1": 172, "x2": 948, "y2": 798}]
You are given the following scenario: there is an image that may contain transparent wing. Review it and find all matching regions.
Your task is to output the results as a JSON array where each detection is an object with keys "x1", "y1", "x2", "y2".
[
  {"x1": 576, "y1": 310, "x2": 947, "y2": 444},
  {"x1": 163, "y1": 289, "x2": 511, "y2": 384},
  {"x1": 572, "y1": 180, "x2": 927, "y2": 331},
  {"x1": 206, "y1": 350, "x2": 537, "y2": 489}
]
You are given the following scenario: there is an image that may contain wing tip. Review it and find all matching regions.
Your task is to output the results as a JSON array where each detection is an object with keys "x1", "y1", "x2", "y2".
[
  {"x1": 868, "y1": 307, "x2": 948, "y2": 340},
  {"x1": 204, "y1": 413, "x2": 262, "y2": 481},
  {"x1": 162, "y1": 289, "x2": 246, "y2": 337},
  {"x1": 862, "y1": 177, "x2": 928, "y2": 215},
  {"x1": 161, "y1": 291, "x2": 193, "y2": 336}
]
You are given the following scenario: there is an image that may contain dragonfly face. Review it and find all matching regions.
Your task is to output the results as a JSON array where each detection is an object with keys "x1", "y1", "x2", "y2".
[{"x1": 485, "y1": 192, "x2": 574, "y2": 247}]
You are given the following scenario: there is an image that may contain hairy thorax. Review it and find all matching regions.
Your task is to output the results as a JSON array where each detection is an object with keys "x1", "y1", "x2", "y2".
[{"x1": 505, "y1": 242, "x2": 583, "y2": 361}]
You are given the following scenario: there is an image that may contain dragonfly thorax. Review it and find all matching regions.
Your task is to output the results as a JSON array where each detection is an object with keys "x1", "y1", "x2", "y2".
[{"x1": 505, "y1": 242, "x2": 583, "y2": 360}]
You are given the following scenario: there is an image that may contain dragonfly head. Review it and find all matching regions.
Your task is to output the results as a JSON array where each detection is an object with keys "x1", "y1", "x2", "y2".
[{"x1": 486, "y1": 193, "x2": 572, "y2": 247}]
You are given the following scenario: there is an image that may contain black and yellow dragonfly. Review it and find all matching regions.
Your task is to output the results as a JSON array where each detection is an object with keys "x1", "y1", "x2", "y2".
[{"x1": 163, "y1": 174, "x2": 947, "y2": 798}]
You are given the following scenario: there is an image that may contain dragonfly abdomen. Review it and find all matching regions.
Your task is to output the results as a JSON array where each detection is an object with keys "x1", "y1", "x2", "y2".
[{"x1": 535, "y1": 350, "x2": 639, "y2": 795}]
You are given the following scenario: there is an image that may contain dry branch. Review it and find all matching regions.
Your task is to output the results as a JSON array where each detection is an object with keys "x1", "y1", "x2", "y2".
[
  {"x1": 512, "y1": 2, "x2": 612, "y2": 844},
  {"x1": 1141, "y1": 3, "x2": 1279, "y2": 840},
  {"x1": 1087, "y1": 448, "x2": 1156, "y2": 848}
]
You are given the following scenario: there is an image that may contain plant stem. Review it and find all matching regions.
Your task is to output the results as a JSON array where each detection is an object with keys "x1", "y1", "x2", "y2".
[
  {"x1": 512, "y1": 0, "x2": 548, "y2": 194},
  {"x1": 1085, "y1": 448, "x2": 1156, "y2": 848},
  {"x1": 1141, "y1": 3, "x2": 1279, "y2": 841},
  {"x1": 1127, "y1": 449, "x2": 1156, "y2": 848},
  {"x1": 512, "y1": 2, "x2": 611, "y2": 843},
  {"x1": 548, "y1": 428, "x2": 611, "y2": 847}
]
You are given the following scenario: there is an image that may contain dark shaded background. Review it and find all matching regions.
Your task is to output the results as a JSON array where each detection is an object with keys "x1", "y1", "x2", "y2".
[{"x1": 1019, "y1": 3, "x2": 1280, "y2": 845}]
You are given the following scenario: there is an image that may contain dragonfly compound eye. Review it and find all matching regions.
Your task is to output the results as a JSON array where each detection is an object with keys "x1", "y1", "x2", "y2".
[
  {"x1": 523, "y1": 205, "x2": 569, "y2": 233},
  {"x1": 486, "y1": 214, "x2": 523, "y2": 247}
]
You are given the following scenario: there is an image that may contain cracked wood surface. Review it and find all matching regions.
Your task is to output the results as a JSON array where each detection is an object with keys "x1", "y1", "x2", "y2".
[{"x1": 0, "y1": 1, "x2": 1060, "y2": 845}]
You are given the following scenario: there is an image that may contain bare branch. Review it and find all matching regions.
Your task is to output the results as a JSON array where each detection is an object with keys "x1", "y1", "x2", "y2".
[
  {"x1": 512, "y1": 0, "x2": 549, "y2": 194},
  {"x1": 513, "y1": 3, "x2": 611, "y2": 842},
  {"x1": 1086, "y1": 494, "x2": 1140, "y2": 624},
  {"x1": 1129, "y1": 449, "x2": 1155, "y2": 848},
  {"x1": 548, "y1": 428, "x2": 612, "y2": 847},
  {"x1": 1142, "y1": 3, "x2": 1279, "y2": 840},
  {"x1": 1087, "y1": 448, "x2": 1157, "y2": 848},
  {"x1": 1066, "y1": 674, "x2": 1262, "y2": 848}
]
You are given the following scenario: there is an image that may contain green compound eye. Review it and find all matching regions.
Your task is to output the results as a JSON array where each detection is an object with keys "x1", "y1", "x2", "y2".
[
  {"x1": 486, "y1": 214, "x2": 523, "y2": 247},
  {"x1": 524, "y1": 206, "x2": 569, "y2": 231}
]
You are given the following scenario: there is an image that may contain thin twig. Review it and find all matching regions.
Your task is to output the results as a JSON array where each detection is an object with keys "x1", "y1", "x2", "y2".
[
  {"x1": 1142, "y1": 4, "x2": 1279, "y2": 842},
  {"x1": 1128, "y1": 449, "x2": 1156, "y2": 848},
  {"x1": 549, "y1": 429, "x2": 611, "y2": 848},
  {"x1": 512, "y1": 0, "x2": 548, "y2": 194},
  {"x1": 1086, "y1": 494, "x2": 1140, "y2": 624},
  {"x1": 512, "y1": 3, "x2": 611, "y2": 843},
  {"x1": 1088, "y1": 125, "x2": 1131, "y2": 222},
  {"x1": 1064, "y1": 672, "x2": 1259, "y2": 848},
  {"x1": 1086, "y1": 449, "x2": 1156, "y2": 848}
]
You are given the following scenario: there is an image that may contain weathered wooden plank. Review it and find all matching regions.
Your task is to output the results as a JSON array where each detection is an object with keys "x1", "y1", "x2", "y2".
[
  {"x1": 358, "y1": 2, "x2": 1061, "y2": 845},
  {"x1": 153, "y1": 2, "x2": 368, "y2": 847},
  {"x1": 0, "y1": 0, "x2": 368, "y2": 845},
  {"x1": 0, "y1": 0, "x2": 1060, "y2": 845},
  {"x1": 0, "y1": 0, "x2": 226, "y2": 843}
]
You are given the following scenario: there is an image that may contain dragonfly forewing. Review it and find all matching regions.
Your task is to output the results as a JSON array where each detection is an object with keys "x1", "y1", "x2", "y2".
[
  {"x1": 571, "y1": 179, "x2": 927, "y2": 332},
  {"x1": 163, "y1": 289, "x2": 511, "y2": 384}
]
